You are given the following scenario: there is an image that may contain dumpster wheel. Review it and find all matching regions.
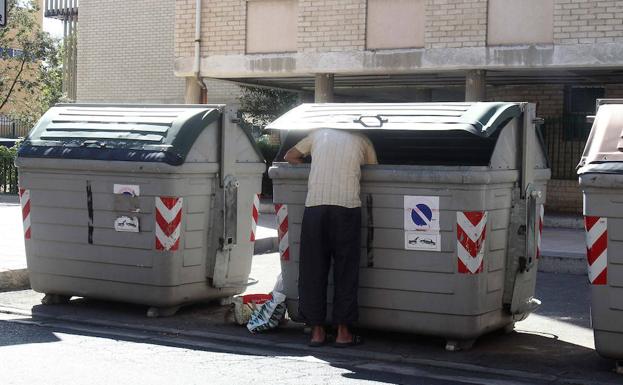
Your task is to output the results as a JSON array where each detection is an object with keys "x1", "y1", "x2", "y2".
[
  {"x1": 445, "y1": 339, "x2": 476, "y2": 352},
  {"x1": 503, "y1": 322, "x2": 516, "y2": 334},
  {"x1": 41, "y1": 294, "x2": 71, "y2": 305},
  {"x1": 146, "y1": 305, "x2": 181, "y2": 318}
]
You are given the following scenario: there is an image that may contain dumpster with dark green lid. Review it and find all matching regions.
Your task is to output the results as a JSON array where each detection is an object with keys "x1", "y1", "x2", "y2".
[
  {"x1": 16, "y1": 104, "x2": 265, "y2": 317},
  {"x1": 269, "y1": 102, "x2": 550, "y2": 350}
]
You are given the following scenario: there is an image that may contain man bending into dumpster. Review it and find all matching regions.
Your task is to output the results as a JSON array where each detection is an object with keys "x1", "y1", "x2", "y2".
[{"x1": 284, "y1": 128, "x2": 377, "y2": 347}]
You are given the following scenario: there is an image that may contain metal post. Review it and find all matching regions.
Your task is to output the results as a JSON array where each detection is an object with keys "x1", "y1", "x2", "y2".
[
  {"x1": 465, "y1": 70, "x2": 486, "y2": 102},
  {"x1": 521, "y1": 103, "x2": 537, "y2": 197},
  {"x1": 314, "y1": 74, "x2": 334, "y2": 103},
  {"x1": 72, "y1": 16, "x2": 78, "y2": 100},
  {"x1": 62, "y1": 17, "x2": 68, "y2": 97}
]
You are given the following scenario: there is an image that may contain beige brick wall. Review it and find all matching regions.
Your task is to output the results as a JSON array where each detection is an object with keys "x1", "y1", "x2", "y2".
[
  {"x1": 487, "y1": 85, "x2": 564, "y2": 117},
  {"x1": 298, "y1": 0, "x2": 366, "y2": 52},
  {"x1": 175, "y1": 0, "x2": 245, "y2": 57},
  {"x1": 174, "y1": 0, "x2": 623, "y2": 60},
  {"x1": 554, "y1": 0, "x2": 623, "y2": 44},
  {"x1": 204, "y1": 78, "x2": 242, "y2": 105},
  {"x1": 176, "y1": 0, "x2": 489, "y2": 57},
  {"x1": 78, "y1": 0, "x2": 184, "y2": 103},
  {"x1": 546, "y1": 179, "x2": 583, "y2": 213},
  {"x1": 425, "y1": 0, "x2": 488, "y2": 49}
]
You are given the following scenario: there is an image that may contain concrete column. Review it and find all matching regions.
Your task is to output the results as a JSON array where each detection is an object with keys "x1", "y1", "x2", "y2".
[
  {"x1": 314, "y1": 74, "x2": 334, "y2": 103},
  {"x1": 465, "y1": 70, "x2": 486, "y2": 102},
  {"x1": 185, "y1": 77, "x2": 202, "y2": 104}
]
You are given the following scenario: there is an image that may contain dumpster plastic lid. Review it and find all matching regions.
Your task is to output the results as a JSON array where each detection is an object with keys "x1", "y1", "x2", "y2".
[
  {"x1": 18, "y1": 104, "x2": 222, "y2": 166},
  {"x1": 266, "y1": 102, "x2": 522, "y2": 137},
  {"x1": 578, "y1": 102, "x2": 623, "y2": 174}
]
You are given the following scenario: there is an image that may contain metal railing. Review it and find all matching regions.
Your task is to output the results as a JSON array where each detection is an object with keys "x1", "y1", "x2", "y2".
[
  {"x1": 44, "y1": 0, "x2": 79, "y2": 18},
  {"x1": 0, "y1": 117, "x2": 30, "y2": 138},
  {"x1": 0, "y1": 154, "x2": 18, "y2": 195},
  {"x1": 540, "y1": 115, "x2": 591, "y2": 180}
]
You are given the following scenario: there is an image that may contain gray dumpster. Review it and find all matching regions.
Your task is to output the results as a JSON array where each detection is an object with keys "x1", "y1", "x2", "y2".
[
  {"x1": 578, "y1": 99, "x2": 623, "y2": 369},
  {"x1": 16, "y1": 104, "x2": 265, "y2": 317},
  {"x1": 268, "y1": 102, "x2": 550, "y2": 350}
]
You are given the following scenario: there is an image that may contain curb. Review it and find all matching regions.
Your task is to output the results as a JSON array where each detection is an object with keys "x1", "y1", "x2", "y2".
[
  {"x1": 0, "y1": 268, "x2": 30, "y2": 292},
  {"x1": 0, "y1": 306, "x2": 560, "y2": 384},
  {"x1": 538, "y1": 251, "x2": 586, "y2": 275},
  {"x1": 0, "y1": 194, "x2": 19, "y2": 204},
  {"x1": 544, "y1": 216, "x2": 583, "y2": 230},
  {"x1": 253, "y1": 236, "x2": 278, "y2": 254},
  {"x1": 0, "y1": 305, "x2": 618, "y2": 385}
]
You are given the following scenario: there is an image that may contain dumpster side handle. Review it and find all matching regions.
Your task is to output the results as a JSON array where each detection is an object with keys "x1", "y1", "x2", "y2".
[{"x1": 520, "y1": 103, "x2": 537, "y2": 199}]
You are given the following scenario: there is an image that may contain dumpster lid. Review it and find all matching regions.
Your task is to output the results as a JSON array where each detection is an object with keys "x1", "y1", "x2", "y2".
[
  {"x1": 266, "y1": 102, "x2": 522, "y2": 137},
  {"x1": 18, "y1": 104, "x2": 222, "y2": 166},
  {"x1": 578, "y1": 102, "x2": 623, "y2": 173}
]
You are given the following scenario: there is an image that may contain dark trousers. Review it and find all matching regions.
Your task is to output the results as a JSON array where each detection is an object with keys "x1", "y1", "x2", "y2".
[{"x1": 298, "y1": 205, "x2": 361, "y2": 326}]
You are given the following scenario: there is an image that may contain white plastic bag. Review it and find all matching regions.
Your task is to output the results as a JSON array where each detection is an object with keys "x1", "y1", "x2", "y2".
[
  {"x1": 231, "y1": 293, "x2": 273, "y2": 326},
  {"x1": 246, "y1": 291, "x2": 287, "y2": 334}
]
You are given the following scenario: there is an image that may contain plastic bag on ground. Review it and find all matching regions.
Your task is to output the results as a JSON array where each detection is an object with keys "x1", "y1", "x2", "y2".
[
  {"x1": 231, "y1": 293, "x2": 273, "y2": 326},
  {"x1": 246, "y1": 291, "x2": 287, "y2": 334}
]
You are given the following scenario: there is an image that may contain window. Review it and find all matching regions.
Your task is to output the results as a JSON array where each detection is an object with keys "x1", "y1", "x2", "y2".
[
  {"x1": 246, "y1": 0, "x2": 297, "y2": 54},
  {"x1": 488, "y1": 0, "x2": 554, "y2": 46},
  {"x1": 563, "y1": 86, "x2": 605, "y2": 140},
  {"x1": 0, "y1": 48, "x2": 25, "y2": 58},
  {"x1": 366, "y1": 0, "x2": 425, "y2": 50}
]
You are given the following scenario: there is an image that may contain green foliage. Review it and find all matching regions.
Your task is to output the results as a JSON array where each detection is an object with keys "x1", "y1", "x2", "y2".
[
  {"x1": 237, "y1": 86, "x2": 298, "y2": 197},
  {"x1": 0, "y1": 140, "x2": 19, "y2": 157},
  {"x1": 255, "y1": 134, "x2": 280, "y2": 163},
  {"x1": 0, "y1": 144, "x2": 19, "y2": 194},
  {"x1": 0, "y1": 0, "x2": 63, "y2": 123},
  {"x1": 237, "y1": 86, "x2": 300, "y2": 129}
]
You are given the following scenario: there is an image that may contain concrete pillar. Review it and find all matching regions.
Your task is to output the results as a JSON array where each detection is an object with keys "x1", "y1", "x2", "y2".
[
  {"x1": 314, "y1": 74, "x2": 334, "y2": 103},
  {"x1": 465, "y1": 70, "x2": 487, "y2": 102},
  {"x1": 185, "y1": 77, "x2": 202, "y2": 104}
]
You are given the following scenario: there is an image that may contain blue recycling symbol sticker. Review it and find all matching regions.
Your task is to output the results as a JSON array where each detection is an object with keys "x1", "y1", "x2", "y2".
[{"x1": 411, "y1": 204, "x2": 433, "y2": 226}]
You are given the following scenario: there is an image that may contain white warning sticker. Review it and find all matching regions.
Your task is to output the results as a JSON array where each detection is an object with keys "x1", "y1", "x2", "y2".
[
  {"x1": 404, "y1": 196, "x2": 440, "y2": 232},
  {"x1": 405, "y1": 231, "x2": 441, "y2": 251},
  {"x1": 114, "y1": 216, "x2": 140, "y2": 232},
  {"x1": 114, "y1": 184, "x2": 140, "y2": 197}
]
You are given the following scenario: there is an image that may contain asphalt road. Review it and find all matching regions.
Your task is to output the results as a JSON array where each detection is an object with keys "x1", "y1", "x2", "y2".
[{"x1": 0, "y1": 313, "x2": 544, "y2": 385}]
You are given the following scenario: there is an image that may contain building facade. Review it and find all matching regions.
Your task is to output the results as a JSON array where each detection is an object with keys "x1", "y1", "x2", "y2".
[
  {"x1": 76, "y1": 0, "x2": 186, "y2": 104},
  {"x1": 175, "y1": 0, "x2": 623, "y2": 213}
]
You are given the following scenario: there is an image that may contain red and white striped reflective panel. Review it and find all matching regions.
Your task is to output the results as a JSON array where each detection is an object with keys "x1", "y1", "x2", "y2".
[
  {"x1": 584, "y1": 216, "x2": 607, "y2": 285},
  {"x1": 155, "y1": 196, "x2": 183, "y2": 251},
  {"x1": 19, "y1": 188, "x2": 31, "y2": 240},
  {"x1": 537, "y1": 204, "x2": 544, "y2": 259},
  {"x1": 250, "y1": 194, "x2": 260, "y2": 242},
  {"x1": 275, "y1": 204, "x2": 289, "y2": 261},
  {"x1": 457, "y1": 211, "x2": 488, "y2": 274}
]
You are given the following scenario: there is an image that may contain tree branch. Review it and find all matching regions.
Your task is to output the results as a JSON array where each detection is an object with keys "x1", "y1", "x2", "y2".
[{"x1": 0, "y1": 55, "x2": 28, "y2": 112}]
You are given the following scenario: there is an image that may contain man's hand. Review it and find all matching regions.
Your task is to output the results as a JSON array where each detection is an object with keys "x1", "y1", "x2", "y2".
[{"x1": 284, "y1": 147, "x2": 305, "y2": 164}]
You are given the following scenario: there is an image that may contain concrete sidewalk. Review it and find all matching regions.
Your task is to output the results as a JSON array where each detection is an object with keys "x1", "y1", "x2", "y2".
[
  {"x1": 0, "y1": 269, "x2": 617, "y2": 384},
  {"x1": 0, "y1": 197, "x2": 29, "y2": 291}
]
